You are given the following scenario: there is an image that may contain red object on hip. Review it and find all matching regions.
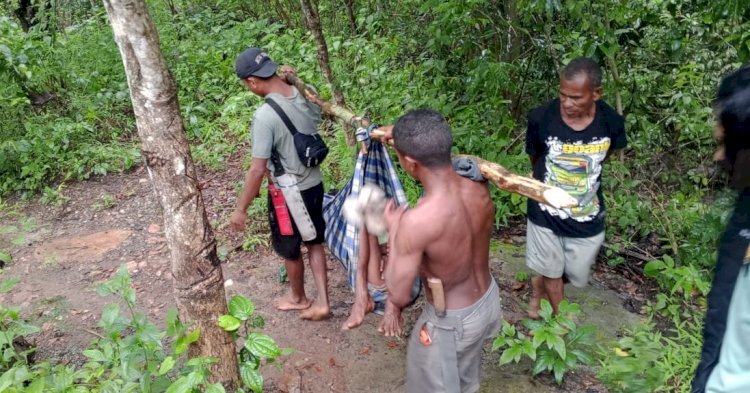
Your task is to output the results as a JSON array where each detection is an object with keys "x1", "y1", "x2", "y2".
[{"x1": 269, "y1": 183, "x2": 294, "y2": 236}]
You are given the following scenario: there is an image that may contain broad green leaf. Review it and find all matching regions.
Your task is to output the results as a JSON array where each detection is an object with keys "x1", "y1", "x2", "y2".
[
  {"x1": 165, "y1": 375, "x2": 193, "y2": 393},
  {"x1": 240, "y1": 348, "x2": 260, "y2": 369},
  {"x1": 533, "y1": 353, "x2": 554, "y2": 376},
  {"x1": 532, "y1": 329, "x2": 548, "y2": 349},
  {"x1": 239, "y1": 364, "x2": 263, "y2": 393},
  {"x1": 228, "y1": 296, "x2": 255, "y2": 321},
  {"x1": 175, "y1": 328, "x2": 201, "y2": 355},
  {"x1": 553, "y1": 359, "x2": 567, "y2": 385},
  {"x1": 549, "y1": 335, "x2": 566, "y2": 360},
  {"x1": 83, "y1": 349, "x2": 108, "y2": 362},
  {"x1": 158, "y1": 356, "x2": 175, "y2": 376},
  {"x1": 643, "y1": 260, "x2": 665, "y2": 277},
  {"x1": 532, "y1": 357, "x2": 548, "y2": 376},
  {"x1": 498, "y1": 344, "x2": 523, "y2": 365},
  {"x1": 0, "y1": 277, "x2": 20, "y2": 293},
  {"x1": 522, "y1": 340, "x2": 537, "y2": 361},
  {"x1": 491, "y1": 335, "x2": 507, "y2": 351},
  {"x1": 570, "y1": 349, "x2": 594, "y2": 365},
  {"x1": 99, "y1": 304, "x2": 121, "y2": 331},
  {"x1": 165, "y1": 307, "x2": 181, "y2": 336},
  {"x1": 184, "y1": 328, "x2": 201, "y2": 344},
  {"x1": 245, "y1": 332, "x2": 281, "y2": 359},
  {"x1": 501, "y1": 321, "x2": 515, "y2": 336},
  {"x1": 206, "y1": 383, "x2": 227, "y2": 393},
  {"x1": 539, "y1": 299, "x2": 553, "y2": 321},
  {"x1": 24, "y1": 376, "x2": 45, "y2": 393},
  {"x1": 498, "y1": 348, "x2": 516, "y2": 366},
  {"x1": 218, "y1": 315, "x2": 241, "y2": 332}
]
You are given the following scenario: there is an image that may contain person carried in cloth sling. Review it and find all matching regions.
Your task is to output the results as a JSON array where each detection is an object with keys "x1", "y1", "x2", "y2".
[
  {"x1": 381, "y1": 109, "x2": 502, "y2": 393},
  {"x1": 229, "y1": 48, "x2": 330, "y2": 320}
]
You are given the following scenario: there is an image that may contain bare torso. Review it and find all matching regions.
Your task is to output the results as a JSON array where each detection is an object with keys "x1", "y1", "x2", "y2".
[{"x1": 414, "y1": 173, "x2": 495, "y2": 309}]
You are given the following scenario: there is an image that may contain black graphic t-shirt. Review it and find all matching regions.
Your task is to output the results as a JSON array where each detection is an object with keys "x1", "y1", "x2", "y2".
[{"x1": 525, "y1": 99, "x2": 627, "y2": 238}]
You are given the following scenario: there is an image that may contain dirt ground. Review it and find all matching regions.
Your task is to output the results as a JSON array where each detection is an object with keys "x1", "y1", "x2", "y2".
[{"x1": 0, "y1": 159, "x2": 641, "y2": 392}]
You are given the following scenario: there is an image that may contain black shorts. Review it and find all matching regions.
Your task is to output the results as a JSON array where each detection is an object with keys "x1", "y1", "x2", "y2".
[{"x1": 268, "y1": 182, "x2": 326, "y2": 261}]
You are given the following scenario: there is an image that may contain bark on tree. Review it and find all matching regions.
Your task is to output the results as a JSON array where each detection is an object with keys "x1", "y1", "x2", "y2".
[
  {"x1": 299, "y1": 0, "x2": 355, "y2": 145},
  {"x1": 343, "y1": 0, "x2": 358, "y2": 35},
  {"x1": 284, "y1": 74, "x2": 578, "y2": 209},
  {"x1": 102, "y1": 0, "x2": 239, "y2": 389}
]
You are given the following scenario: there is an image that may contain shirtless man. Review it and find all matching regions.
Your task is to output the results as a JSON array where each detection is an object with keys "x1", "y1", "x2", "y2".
[{"x1": 381, "y1": 109, "x2": 502, "y2": 393}]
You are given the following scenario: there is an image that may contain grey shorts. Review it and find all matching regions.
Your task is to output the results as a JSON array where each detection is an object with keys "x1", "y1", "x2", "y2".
[
  {"x1": 406, "y1": 279, "x2": 502, "y2": 393},
  {"x1": 525, "y1": 219, "x2": 604, "y2": 287}
]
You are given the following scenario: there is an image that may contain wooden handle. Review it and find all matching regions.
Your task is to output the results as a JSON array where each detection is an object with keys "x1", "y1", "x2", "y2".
[
  {"x1": 283, "y1": 74, "x2": 577, "y2": 208},
  {"x1": 427, "y1": 277, "x2": 446, "y2": 317}
]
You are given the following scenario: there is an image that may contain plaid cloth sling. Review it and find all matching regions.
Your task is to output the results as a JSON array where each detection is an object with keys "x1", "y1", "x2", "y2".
[{"x1": 323, "y1": 129, "x2": 421, "y2": 313}]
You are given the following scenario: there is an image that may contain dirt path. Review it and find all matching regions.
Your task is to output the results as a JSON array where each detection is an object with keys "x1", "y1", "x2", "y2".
[{"x1": 0, "y1": 165, "x2": 642, "y2": 392}]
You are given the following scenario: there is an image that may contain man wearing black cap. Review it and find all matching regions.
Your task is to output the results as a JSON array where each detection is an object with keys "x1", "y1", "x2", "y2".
[{"x1": 229, "y1": 48, "x2": 330, "y2": 320}]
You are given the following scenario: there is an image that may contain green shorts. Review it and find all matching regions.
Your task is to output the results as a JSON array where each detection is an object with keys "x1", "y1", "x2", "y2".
[{"x1": 525, "y1": 219, "x2": 604, "y2": 287}]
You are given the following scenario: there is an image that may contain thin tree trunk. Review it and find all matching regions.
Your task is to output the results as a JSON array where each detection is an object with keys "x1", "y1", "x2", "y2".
[
  {"x1": 343, "y1": 0, "x2": 358, "y2": 34},
  {"x1": 299, "y1": 0, "x2": 355, "y2": 145},
  {"x1": 102, "y1": 0, "x2": 239, "y2": 389},
  {"x1": 606, "y1": 56, "x2": 624, "y2": 115},
  {"x1": 504, "y1": 0, "x2": 521, "y2": 62}
]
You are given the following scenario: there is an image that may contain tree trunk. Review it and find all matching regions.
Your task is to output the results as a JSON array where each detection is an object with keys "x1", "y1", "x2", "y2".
[
  {"x1": 14, "y1": 0, "x2": 38, "y2": 32},
  {"x1": 299, "y1": 0, "x2": 355, "y2": 145},
  {"x1": 101, "y1": 0, "x2": 240, "y2": 389},
  {"x1": 343, "y1": 0, "x2": 358, "y2": 35}
]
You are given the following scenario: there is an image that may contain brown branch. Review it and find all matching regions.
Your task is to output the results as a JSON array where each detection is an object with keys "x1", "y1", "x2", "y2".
[{"x1": 283, "y1": 73, "x2": 577, "y2": 208}]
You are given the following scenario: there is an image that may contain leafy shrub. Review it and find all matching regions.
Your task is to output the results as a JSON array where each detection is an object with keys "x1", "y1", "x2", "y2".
[
  {"x1": 0, "y1": 267, "x2": 285, "y2": 392},
  {"x1": 492, "y1": 300, "x2": 596, "y2": 384},
  {"x1": 598, "y1": 325, "x2": 666, "y2": 393}
]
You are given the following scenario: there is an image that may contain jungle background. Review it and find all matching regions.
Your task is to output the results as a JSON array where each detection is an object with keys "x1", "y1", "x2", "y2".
[{"x1": 1, "y1": 0, "x2": 749, "y2": 392}]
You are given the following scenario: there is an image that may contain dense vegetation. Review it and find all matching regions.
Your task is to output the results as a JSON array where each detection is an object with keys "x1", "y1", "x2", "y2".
[{"x1": 1, "y1": 0, "x2": 749, "y2": 391}]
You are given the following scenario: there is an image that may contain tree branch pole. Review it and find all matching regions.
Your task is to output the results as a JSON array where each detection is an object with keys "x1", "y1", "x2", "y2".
[{"x1": 284, "y1": 74, "x2": 577, "y2": 208}]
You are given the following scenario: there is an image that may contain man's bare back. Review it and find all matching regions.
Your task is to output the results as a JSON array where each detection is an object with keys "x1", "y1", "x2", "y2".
[
  {"x1": 384, "y1": 170, "x2": 494, "y2": 310},
  {"x1": 411, "y1": 173, "x2": 493, "y2": 309},
  {"x1": 383, "y1": 109, "x2": 503, "y2": 392}
]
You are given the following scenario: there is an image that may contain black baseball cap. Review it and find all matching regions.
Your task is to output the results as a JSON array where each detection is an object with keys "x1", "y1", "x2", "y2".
[{"x1": 235, "y1": 48, "x2": 278, "y2": 79}]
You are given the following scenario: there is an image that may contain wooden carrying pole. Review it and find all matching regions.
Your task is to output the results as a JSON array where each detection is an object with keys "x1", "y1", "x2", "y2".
[{"x1": 284, "y1": 74, "x2": 578, "y2": 209}]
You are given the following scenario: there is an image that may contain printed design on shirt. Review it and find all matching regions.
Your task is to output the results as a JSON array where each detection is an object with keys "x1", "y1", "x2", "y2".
[{"x1": 541, "y1": 136, "x2": 611, "y2": 221}]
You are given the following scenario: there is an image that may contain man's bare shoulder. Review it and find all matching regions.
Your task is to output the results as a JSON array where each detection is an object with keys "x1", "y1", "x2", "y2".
[{"x1": 397, "y1": 203, "x2": 443, "y2": 243}]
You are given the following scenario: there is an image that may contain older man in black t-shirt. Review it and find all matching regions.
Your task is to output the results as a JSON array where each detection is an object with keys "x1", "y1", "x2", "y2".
[{"x1": 525, "y1": 58, "x2": 627, "y2": 317}]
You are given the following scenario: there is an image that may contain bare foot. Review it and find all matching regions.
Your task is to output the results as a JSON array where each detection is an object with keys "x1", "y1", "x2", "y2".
[
  {"x1": 275, "y1": 293, "x2": 312, "y2": 311},
  {"x1": 342, "y1": 295, "x2": 374, "y2": 330},
  {"x1": 377, "y1": 301, "x2": 403, "y2": 337},
  {"x1": 527, "y1": 294, "x2": 541, "y2": 319},
  {"x1": 527, "y1": 276, "x2": 544, "y2": 319},
  {"x1": 300, "y1": 302, "x2": 330, "y2": 321}
]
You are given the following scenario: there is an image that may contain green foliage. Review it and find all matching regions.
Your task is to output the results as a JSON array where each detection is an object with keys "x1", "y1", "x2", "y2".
[
  {"x1": 598, "y1": 326, "x2": 666, "y2": 393},
  {"x1": 0, "y1": 267, "x2": 283, "y2": 392},
  {"x1": 2, "y1": 1, "x2": 748, "y2": 389},
  {"x1": 492, "y1": 300, "x2": 596, "y2": 384},
  {"x1": 218, "y1": 295, "x2": 288, "y2": 393},
  {"x1": 514, "y1": 271, "x2": 529, "y2": 282}
]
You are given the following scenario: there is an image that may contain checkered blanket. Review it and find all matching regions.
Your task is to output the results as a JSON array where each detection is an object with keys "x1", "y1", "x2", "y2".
[{"x1": 323, "y1": 132, "x2": 420, "y2": 313}]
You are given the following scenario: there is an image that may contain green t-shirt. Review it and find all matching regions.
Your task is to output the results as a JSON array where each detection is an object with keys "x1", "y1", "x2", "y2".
[{"x1": 251, "y1": 87, "x2": 323, "y2": 191}]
